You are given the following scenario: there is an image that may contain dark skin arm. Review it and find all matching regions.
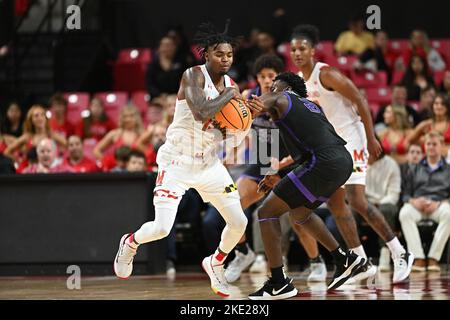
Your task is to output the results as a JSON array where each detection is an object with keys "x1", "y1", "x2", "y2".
[
  {"x1": 319, "y1": 67, "x2": 382, "y2": 158},
  {"x1": 179, "y1": 67, "x2": 239, "y2": 122}
]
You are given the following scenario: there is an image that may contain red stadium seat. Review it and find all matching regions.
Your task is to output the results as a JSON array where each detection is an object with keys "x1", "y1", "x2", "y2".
[
  {"x1": 131, "y1": 91, "x2": 151, "y2": 118},
  {"x1": 63, "y1": 92, "x2": 90, "y2": 126},
  {"x1": 366, "y1": 87, "x2": 392, "y2": 106},
  {"x1": 315, "y1": 41, "x2": 335, "y2": 60},
  {"x1": 389, "y1": 39, "x2": 409, "y2": 52},
  {"x1": 434, "y1": 70, "x2": 446, "y2": 86},
  {"x1": 351, "y1": 70, "x2": 388, "y2": 88},
  {"x1": 391, "y1": 70, "x2": 405, "y2": 85},
  {"x1": 114, "y1": 48, "x2": 152, "y2": 93},
  {"x1": 325, "y1": 55, "x2": 358, "y2": 76},
  {"x1": 94, "y1": 92, "x2": 129, "y2": 126}
]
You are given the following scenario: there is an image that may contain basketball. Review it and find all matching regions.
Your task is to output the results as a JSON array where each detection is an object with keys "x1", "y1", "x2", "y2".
[{"x1": 214, "y1": 98, "x2": 252, "y2": 132}]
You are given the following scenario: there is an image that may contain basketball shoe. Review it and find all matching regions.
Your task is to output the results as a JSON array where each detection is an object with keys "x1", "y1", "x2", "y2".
[
  {"x1": 328, "y1": 250, "x2": 365, "y2": 290},
  {"x1": 248, "y1": 277, "x2": 297, "y2": 300},
  {"x1": 114, "y1": 234, "x2": 137, "y2": 279},
  {"x1": 202, "y1": 255, "x2": 230, "y2": 297},
  {"x1": 224, "y1": 248, "x2": 256, "y2": 283}
]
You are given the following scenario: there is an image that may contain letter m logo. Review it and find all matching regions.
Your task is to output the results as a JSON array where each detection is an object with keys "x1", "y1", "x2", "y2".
[{"x1": 353, "y1": 149, "x2": 365, "y2": 162}]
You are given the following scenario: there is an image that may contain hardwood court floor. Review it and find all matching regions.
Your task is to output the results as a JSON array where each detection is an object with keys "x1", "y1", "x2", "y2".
[{"x1": 0, "y1": 269, "x2": 449, "y2": 300}]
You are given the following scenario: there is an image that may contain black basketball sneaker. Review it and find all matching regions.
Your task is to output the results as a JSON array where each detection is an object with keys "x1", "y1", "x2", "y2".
[
  {"x1": 328, "y1": 250, "x2": 365, "y2": 290},
  {"x1": 248, "y1": 277, "x2": 298, "y2": 300}
]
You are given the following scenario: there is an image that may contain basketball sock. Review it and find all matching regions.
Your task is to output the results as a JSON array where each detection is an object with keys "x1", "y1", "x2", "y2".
[
  {"x1": 126, "y1": 233, "x2": 139, "y2": 249},
  {"x1": 330, "y1": 247, "x2": 347, "y2": 264},
  {"x1": 270, "y1": 266, "x2": 286, "y2": 283},
  {"x1": 235, "y1": 242, "x2": 249, "y2": 255},
  {"x1": 386, "y1": 237, "x2": 406, "y2": 258},
  {"x1": 349, "y1": 245, "x2": 367, "y2": 259},
  {"x1": 212, "y1": 249, "x2": 227, "y2": 266}
]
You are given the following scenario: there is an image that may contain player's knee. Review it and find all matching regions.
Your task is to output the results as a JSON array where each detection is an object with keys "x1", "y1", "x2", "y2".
[{"x1": 230, "y1": 214, "x2": 247, "y2": 233}]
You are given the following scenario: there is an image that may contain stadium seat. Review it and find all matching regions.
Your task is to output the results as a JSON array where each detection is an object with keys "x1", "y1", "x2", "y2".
[
  {"x1": 391, "y1": 70, "x2": 405, "y2": 85},
  {"x1": 351, "y1": 70, "x2": 388, "y2": 88},
  {"x1": 315, "y1": 41, "x2": 335, "y2": 60},
  {"x1": 131, "y1": 91, "x2": 151, "y2": 118},
  {"x1": 366, "y1": 87, "x2": 392, "y2": 106},
  {"x1": 389, "y1": 39, "x2": 409, "y2": 52},
  {"x1": 114, "y1": 48, "x2": 152, "y2": 93},
  {"x1": 434, "y1": 70, "x2": 446, "y2": 86},
  {"x1": 63, "y1": 92, "x2": 90, "y2": 126},
  {"x1": 325, "y1": 55, "x2": 358, "y2": 76},
  {"x1": 94, "y1": 92, "x2": 129, "y2": 126}
]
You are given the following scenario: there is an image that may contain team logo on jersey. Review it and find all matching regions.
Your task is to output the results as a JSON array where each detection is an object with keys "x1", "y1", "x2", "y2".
[{"x1": 223, "y1": 183, "x2": 237, "y2": 194}]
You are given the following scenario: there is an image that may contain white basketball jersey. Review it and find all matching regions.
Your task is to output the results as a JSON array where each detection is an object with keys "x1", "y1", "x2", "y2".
[
  {"x1": 299, "y1": 62, "x2": 361, "y2": 138},
  {"x1": 159, "y1": 64, "x2": 236, "y2": 165}
]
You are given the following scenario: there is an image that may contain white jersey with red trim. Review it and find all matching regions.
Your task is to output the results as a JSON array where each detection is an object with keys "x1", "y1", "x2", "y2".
[
  {"x1": 299, "y1": 62, "x2": 361, "y2": 138},
  {"x1": 158, "y1": 64, "x2": 242, "y2": 167}
]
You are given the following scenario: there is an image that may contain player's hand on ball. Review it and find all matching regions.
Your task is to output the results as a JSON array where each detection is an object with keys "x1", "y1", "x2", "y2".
[
  {"x1": 257, "y1": 174, "x2": 281, "y2": 194},
  {"x1": 246, "y1": 95, "x2": 264, "y2": 116}
]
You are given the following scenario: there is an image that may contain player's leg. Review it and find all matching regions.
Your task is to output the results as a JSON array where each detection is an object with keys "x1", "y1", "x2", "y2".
[
  {"x1": 224, "y1": 176, "x2": 263, "y2": 282},
  {"x1": 113, "y1": 166, "x2": 185, "y2": 279},
  {"x1": 346, "y1": 184, "x2": 413, "y2": 283},
  {"x1": 290, "y1": 218, "x2": 327, "y2": 282}
]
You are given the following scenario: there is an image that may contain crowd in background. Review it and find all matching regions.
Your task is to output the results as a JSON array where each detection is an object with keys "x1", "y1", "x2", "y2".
[{"x1": 1, "y1": 17, "x2": 449, "y2": 276}]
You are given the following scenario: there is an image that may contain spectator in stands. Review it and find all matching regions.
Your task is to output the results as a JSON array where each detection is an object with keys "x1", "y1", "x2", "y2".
[
  {"x1": 440, "y1": 70, "x2": 450, "y2": 96},
  {"x1": 166, "y1": 25, "x2": 197, "y2": 67},
  {"x1": 375, "y1": 85, "x2": 421, "y2": 129},
  {"x1": 137, "y1": 122, "x2": 167, "y2": 169},
  {"x1": 409, "y1": 94, "x2": 450, "y2": 159},
  {"x1": 146, "y1": 36, "x2": 186, "y2": 100},
  {"x1": 125, "y1": 149, "x2": 147, "y2": 172},
  {"x1": 1, "y1": 102, "x2": 23, "y2": 138},
  {"x1": 48, "y1": 93, "x2": 75, "y2": 139},
  {"x1": 399, "y1": 143, "x2": 424, "y2": 208},
  {"x1": 22, "y1": 138, "x2": 73, "y2": 174},
  {"x1": 355, "y1": 30, "x2": 398, "y2": 82},
  {"x1": 93, "y1": 105, "x2": 143, "y2": 171},
  {"x1": 335, "y1": 16, "x2": 374, "y2": 55},
  {"x1": 417, "y1": 85, "x2": 437, "y2": 122},
  {"x1": 365, "y1": 148, "x2": 402, "y2": 271},
  {"x1": 399, "y1": 131, "x2": 450, "y2": 272},
  {"x1": 76, "y1": 98, "x2": 116, "y2": 142},
  {"x1": 111, "y1": 146, "x2": 131, "y2": 172},
  {"x1": 398, "y1": 30, "x2": 446, "y2": 73},
  {"x1": 64, "y1": 135, "x2": 99, "y2": 173},
  {"x1": 379, "y1": 105, "x2": 413, "y2": 164},
  {"x1": 401, "y1": 55, "x2": 435, "y2": 101},
  {"x1": 145, "y1": 103, "x2": 164, "y2": 127},
  {"x1": 0, "y1": 125, "x2": 15, "y2": 174},
  {"x1": 4, "y1": 105, "x2": 67, "y2": 165}
]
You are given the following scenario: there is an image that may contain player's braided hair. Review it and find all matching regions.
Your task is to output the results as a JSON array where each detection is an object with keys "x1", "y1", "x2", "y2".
[
  {"x1": 291, "y1": 24, "x2": 320, "y2": 47},
  {"x1": 275, "y1": 72, "x2": 308, "y2": 98},
  {"x1": 193, "y1": 19, "x2": 240, "y2": 57}
]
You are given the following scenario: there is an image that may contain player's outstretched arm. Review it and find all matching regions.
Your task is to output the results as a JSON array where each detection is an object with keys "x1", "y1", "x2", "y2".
[
  {"x1": 183, "y1": 67, "x2": 238, "y2": 122},
  {"x1": 320, "y1": 67, "x2": 382, "y2": 158},
  {"x1": 247, "y1": 93, "x2": 288, "y2": 118}
]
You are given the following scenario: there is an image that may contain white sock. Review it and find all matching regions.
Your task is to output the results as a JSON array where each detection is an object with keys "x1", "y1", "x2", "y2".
[
  {"x1": 350, "y1": 245, "x2": 367, "y2": 259},
  {"x1": 386, "y1": 237, "x2": 405, "y2": 258}
]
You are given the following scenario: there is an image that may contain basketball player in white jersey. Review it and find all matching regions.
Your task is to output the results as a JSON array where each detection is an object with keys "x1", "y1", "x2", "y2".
[
  {"x1": 288, "y1": 25, "x2": 413, "y2": 284},
  {"x1": 113, "y1": 21, "x2": 260, "y2": 297}
]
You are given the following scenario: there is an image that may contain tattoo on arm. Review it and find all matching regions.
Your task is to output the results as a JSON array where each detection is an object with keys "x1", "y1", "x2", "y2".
[{"x1": 184, "y1": 68, "x2": 235, "y2": 122}]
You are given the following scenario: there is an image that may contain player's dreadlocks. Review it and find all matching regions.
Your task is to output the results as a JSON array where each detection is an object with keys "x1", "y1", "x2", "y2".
[
  {"x1": 193, "y1": 19, "x2": 240, "y2": 57},
  {"x1": 275, "y1": 72, "x2": 308, "y2": 98},
  {"x1": 291, "y1": 24, "x2": 320, "y2": 47}
]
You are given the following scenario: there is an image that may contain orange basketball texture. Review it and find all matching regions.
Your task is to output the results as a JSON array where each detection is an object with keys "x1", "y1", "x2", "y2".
[{"x1": 214, "y1": 99, "x2": 252, "y2": 131}]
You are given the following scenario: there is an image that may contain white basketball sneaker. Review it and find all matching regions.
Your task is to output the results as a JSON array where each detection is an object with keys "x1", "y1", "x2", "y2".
[
  {"x1": 114, "y1": 234, "x2": 137, "y2": 279},
  {"x1": 393, "y1": 251, "x2": 414, "y2": 284},
  {"x1": 224, "y1": 249, "x2": 256, "y2": 283},
  {"x1": 307, "y1": 257, "x2": 327, "y2": 282},
  {"x1": 249, "y1": 254, "x2": 268, "y2": 273},
  {"x1": 202, "y1": 255, "x2": 230, "y2": 297}
]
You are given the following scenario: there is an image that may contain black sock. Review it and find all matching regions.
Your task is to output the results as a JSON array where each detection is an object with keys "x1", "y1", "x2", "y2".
[
  {"x1": 310, "y1": 255, "x2": 324, "y2": 263},
  {"x1": 235, "y1": 242, "x2": 249, "y2": 255},
  {"x1": 270, "y1": 266, "x2": 286, "y2": 283},
  {"x1": 330, "y1": 247, "x2": 347, "y2": 264}
]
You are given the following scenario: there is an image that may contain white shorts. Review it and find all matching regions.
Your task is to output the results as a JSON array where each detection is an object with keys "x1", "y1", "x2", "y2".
[
  {"x1": 338, "y1": 121, "x2": 368, "y2": 186},
  {"x1": 153, "y1": 150, "x2": 240, "y2": 211}
]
